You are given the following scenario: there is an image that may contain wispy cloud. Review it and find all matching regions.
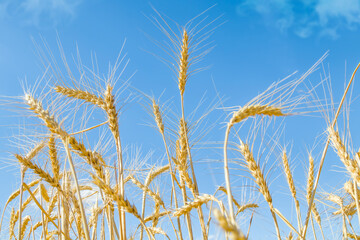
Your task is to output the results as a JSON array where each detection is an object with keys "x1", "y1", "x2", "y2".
[
  {"x1": 0, "y1": 0, "x2": 82, "y2": 28},
  {"x1": 236, "y1": 0, "x2": 360, "y2": 39}
]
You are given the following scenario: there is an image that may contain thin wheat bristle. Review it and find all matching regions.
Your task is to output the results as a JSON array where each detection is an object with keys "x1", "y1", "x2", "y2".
[
  {"x1": 230, "y1": 105, "x2": 285, "y2": 126},
  {"x1": 173, "y1": 194, "x2": 216, "y2": 217},
  {"x1": 55, "y1": 86, "x2": 106, "y2": 109}
]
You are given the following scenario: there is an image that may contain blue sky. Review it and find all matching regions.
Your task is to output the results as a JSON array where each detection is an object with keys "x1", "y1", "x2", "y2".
[{"x1": 1, "y1": 0, "x2": 360, "y2": 238}]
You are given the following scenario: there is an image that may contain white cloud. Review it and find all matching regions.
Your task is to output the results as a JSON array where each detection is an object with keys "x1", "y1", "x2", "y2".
[
  {"x1": 0, "y1": 0, "x2": 82, "y2": 27},
  {"x1": 236, "y1": 0, "x2": 360, "y2": 38}
]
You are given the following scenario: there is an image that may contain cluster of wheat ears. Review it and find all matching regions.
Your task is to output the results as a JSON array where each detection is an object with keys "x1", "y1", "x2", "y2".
[{"x1": 2, "y1": 11, "x2": 360, "y2": 240}]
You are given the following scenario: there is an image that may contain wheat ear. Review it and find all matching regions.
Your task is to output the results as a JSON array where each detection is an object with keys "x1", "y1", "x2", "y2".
[
  {"x1": 229, "y1": 105, "x2": 285, "y2": 127},
  {"x1": 213, "y1": 209, "x2": 246, "y2": 240},
  {"x1": 224, "y1": 105, "x2": 285, "y2": 224},
  {"x1": 239, "y1": 141, "x2": 280, "y2": 239},
  {"x1": 178, "y1": 27, "x2": 206, "y2": 239},
  {"x1": 55, "y1": 86, "x2": 106, "y2": 109},
  {"x1": 153, "y1": 97, "x2": 183, "y2": 240},
  {"x1": 173, "y1": 194, "x2": 216, "y2": 217},
  {"x1": 0, "y1": 178, "x2": 40, "y2": 233},
  {"x1": 302, "y1": 63, "x2": 360, "y2": 238},
  {"x1": 328, "y1": 126, "x2": 360, "y2": 184},
  {"x1": 282, "y1": 151, "x2": 301, "y2": 230}
]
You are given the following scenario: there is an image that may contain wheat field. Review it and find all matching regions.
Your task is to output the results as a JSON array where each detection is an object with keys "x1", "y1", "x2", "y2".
[{"x1": 2, "y1": 7, "x2": 360, "y2": 240}]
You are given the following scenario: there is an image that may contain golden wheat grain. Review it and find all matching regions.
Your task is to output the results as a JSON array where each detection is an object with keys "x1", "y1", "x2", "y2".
[
  {"x1": 92, "y1": 175, "x2": 140, "y2": 218},
  {"x1": 152, "y1": 99, "x2": 164, "y2": 134},
  {"x1": 306, "y1": 155, "x2": 315, "y2": 204},
  {"x1": 282, "y1": 151, "x2": 297, "y2": 200},
  {"x1": 229, "y1": 105, "x2": 285, "y2": 127},
  {"x1": 129, "y1": 176, "x2": 164, "y2": 207},
  {"x1": 217, "y1": 186, "x2": 241, "y2": 209},
  {"x1": 178, "y1": 29, "x2": 189, "y2": 96},
  {"x1": 328, "y1": 126, "x2": 360, "y2": 184},
  {"x1": 20, "y1": 216, "x2": 30, "y2": 240},
  {"x1": 236, "y1": 203, "x2": 259, "y2": 215},
  {"x1": 144, "y1": 165, "x2": 169, "y2": 187},
  {"x1": 15, "y1": 154, "x2": 60, "y2": 190},
  {"x1": 48, "y1": 135, "x2": 60, "y2": 183},
  {"x1": 55, "y1": 86, "x2": 106, "y2": 109},
  {"x1": 104, "y1": 84, "x2": 119, "y2": 137},
  {"x1": 0, "y1": 179, "x2": 41, "y2": 233},
  {"x1": 144, "y1": 210, "x2": 171, "y2": 223},
  {"x1": 213, "y1": 209, "x2": 245, "y2": 240},
  {"x1": 239, "y1": 142, "x2": 272, "y2": 204},
  {"x1": 25, "y1": 94, "x2": 106, "y2": 181},
  {"x1": 40, "y1": 183, "x2": 50, "y2": 203},
  {"x1": 173, "y1": 194, "x2": 216, "y2": 217}
]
